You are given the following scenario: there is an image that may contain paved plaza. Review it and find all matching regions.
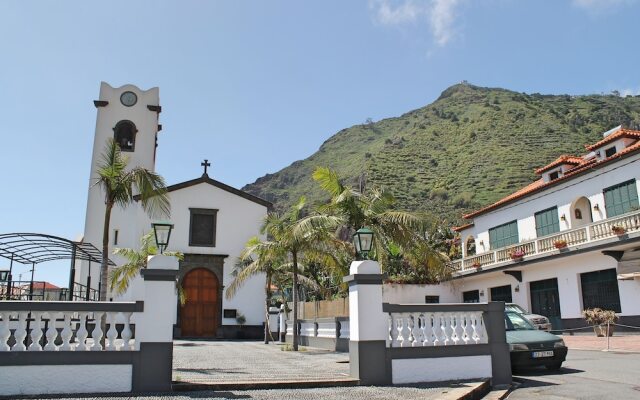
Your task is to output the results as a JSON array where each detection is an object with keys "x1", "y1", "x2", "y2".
[
  {"x1": 562, "y1": 333, "x2": 640, "y2": 352},
  {"x1": 172, "y1": 340, "x2": 351, "y2": 384}
]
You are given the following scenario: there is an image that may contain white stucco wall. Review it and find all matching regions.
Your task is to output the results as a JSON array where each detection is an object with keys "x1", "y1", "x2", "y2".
[
  {"x1": 382, "y1": 283, "x2": 459, "y2": 303},
  {"x1": 455, "y1": 252, "x2": 640, "y2": 318},
  {"x1": 0, "y1": 365, "x2": 132, "y2": 396},
  {"x1": 464, "y1": 152, "x2": 640, "y2": 253},
  {"x1": 391, "y1": 355, "x2": 492, "y2": 384}
]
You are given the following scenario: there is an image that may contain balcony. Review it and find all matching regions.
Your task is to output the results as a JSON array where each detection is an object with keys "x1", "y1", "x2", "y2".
[{"x1": 451, "y1": 209, "x2": 640, "y2": 274}]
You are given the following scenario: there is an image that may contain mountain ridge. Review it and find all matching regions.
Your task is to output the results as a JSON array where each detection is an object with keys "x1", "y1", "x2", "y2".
[{"x1": 243, "y1": 83, "x2": 640, "y2": 224}]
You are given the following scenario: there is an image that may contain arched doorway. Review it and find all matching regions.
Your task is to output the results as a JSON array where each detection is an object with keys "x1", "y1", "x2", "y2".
[
  {"x1": 180, "y1": 268, "x2": 219, "y2": 337},
  {"x1": 570, "y1": 197, "x2": 593, "y2": 228}
]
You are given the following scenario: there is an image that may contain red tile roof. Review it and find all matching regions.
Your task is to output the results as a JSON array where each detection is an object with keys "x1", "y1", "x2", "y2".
[
  {"x1": 452, "y1": 223, "x2": 474, "y2": 232},
  {"x1": 585, "y1": 128, "x2": 640, "y2": 151},
  {"x1": 535, "y1": 155, "x2": 585, "y2": 175},
  {"x1": 21, "y1": 282, "x2": 60, "y2": 290},
  {"x1": 463, "y1": 138, "x2": 640, "y2": 219}
]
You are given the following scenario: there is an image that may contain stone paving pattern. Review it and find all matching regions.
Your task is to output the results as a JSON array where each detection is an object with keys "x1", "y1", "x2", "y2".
[
  {"x1": 172, "y1": 340, "x2": 350, "y2": 383},
  {"x1": 562, "y1": 333, "x2": 640, "y2": 352}
]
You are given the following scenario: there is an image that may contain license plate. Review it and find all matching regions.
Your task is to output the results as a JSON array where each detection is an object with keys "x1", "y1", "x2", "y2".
[{"x1": 532, "y1": 350, "x2": 554, "y2": 358}]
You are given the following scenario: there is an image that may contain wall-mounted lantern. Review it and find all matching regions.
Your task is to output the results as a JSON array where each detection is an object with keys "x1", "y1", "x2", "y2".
[{"x1": 0, "y1": 270, "x2": 8, "y2": 282}]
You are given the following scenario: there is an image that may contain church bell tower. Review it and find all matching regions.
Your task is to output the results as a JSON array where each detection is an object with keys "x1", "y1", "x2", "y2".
[{"x1": 80, "y1": 82, "x2": 162, "y2": 294}]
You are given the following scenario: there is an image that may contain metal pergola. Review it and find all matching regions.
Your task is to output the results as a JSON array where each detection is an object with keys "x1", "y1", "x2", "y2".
[{"x1": 0, "y1": 233, "x2": 115, "y2": 301}]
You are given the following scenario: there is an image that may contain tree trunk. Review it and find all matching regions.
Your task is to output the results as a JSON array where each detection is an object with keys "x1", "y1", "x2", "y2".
[
  {"x1": 100, "y1": 202, "x2": 113, "y2": 301},
  {"x1": 264, "y1": 271, "x2": 272, "y2": 344},
  {"x1": 292, "y1": 251, "x2": 299, "y2": 351}
]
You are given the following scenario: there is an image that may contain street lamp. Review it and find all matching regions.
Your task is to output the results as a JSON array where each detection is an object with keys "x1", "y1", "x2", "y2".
[
  {"x1": 152, "y1": 222, "x2": 174, "y2": 254},
  {"x1": 352, "y1": 228, "x2": 374, "y2": 260},
  {"x1": 0, "y1": 270, "x2": 8, "y2": 282}
]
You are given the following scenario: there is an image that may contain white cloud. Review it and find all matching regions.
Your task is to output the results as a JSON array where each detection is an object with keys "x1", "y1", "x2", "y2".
[
  {"x1": 370, "y1": 0, "x2": 463, "y2": 46},
  {"x1": 572, "y1": 0, "x2": 637, "y2": 14}
]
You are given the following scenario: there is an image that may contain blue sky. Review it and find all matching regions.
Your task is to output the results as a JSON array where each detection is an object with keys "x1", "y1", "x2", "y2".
[{"x1": 1, "y1": 0, "x2": 639, "y2": 285}]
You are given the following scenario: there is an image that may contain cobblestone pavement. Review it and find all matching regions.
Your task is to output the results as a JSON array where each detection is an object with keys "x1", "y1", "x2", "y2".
[
  {"x1": 562, "y1": 333, "x2": 640, "y2": 352},
  {"x1": 172, "y1": 340, "x2": 350, "y2": 383},
  {"x1": 22, "y1": 382, "x2": 485, "y2": 400}
]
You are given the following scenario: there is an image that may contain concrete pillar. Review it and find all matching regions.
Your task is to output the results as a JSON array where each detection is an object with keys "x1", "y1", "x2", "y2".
[
  {"x1": 343, "y1": 260, "x2": 390, "y2": 385},
  {"x1": 485, "y1": 302, "x2": 512, "y2": 387},
  {"x1": 131, "y1": 255, "x2": 179, "y2": 392}
]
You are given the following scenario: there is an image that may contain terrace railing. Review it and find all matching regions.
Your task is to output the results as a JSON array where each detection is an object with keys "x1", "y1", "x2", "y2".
[{"x1": 454, "y1": 209, "x2": 640, "y2": 273}]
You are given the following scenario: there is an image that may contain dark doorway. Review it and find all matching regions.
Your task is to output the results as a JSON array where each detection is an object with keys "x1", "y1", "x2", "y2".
[
  {"x1": 530, "y1": 278, "x2": 562, "y2": 329},
  {"x1": 181, "y1": 268, "x2": 219, "y2": 337}
]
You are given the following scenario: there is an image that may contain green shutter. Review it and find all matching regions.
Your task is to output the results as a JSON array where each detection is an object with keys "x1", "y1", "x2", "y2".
[
  {"x1": 535, "y1": 207, "x2": 560, "y2": 237},
  {"x1": 604, "y1": 180, "x2": 639, "y2": 218},
  {"x1": 489, "y1": 220, "x2": 519, "y2": 249}
]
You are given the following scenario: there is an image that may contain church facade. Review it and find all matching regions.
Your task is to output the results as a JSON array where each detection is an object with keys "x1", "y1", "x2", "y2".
[{"x1": 78, "y1": 82, "x2": 271, "y2": 339}]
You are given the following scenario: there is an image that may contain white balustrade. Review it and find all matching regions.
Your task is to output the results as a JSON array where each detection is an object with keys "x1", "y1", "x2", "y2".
[
  {"x1": 316, "y1": 321, "x2": 336, "y2": 338},
  {"x1": 299, "y1": 321, "x2": 316, "y2": 337},
  {"x1": 387, "y1": 310, "x2": 487, "y2": 348},
  {"x1": 0, "y1": 304, "x2": 140, "y2": 352},
  {"x1": 451, "y1": 209, "x2": 640, "y2": 273}
]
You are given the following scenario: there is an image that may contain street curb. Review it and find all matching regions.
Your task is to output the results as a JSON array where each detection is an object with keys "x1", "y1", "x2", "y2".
[
  {"x1": 449, "y1": 379, "x2": 491, "y2": 400},
  {"x1": 172, "y1": 378, "x2": 360, "y2": 391}
]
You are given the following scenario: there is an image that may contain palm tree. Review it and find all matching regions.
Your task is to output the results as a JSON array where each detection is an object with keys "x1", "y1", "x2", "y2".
[
  {"x1": 312, "y1": 166, "x2": 428, "y2": 268},
  {"x1": 109, "y1": 232, "x2": 184, "y2": 302},
  {"x1": 94, "y1": 138, "x2": 170, "y2": 301},
  {"x1": 229, "y1": 197, "x2": 340, "y2": 350}
]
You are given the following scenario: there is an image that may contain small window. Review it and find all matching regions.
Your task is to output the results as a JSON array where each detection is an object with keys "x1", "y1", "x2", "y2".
[
  {"x1": 463, "y1": 290, "x2": 480, "y2": 303},
  {"x1": 574, "y1": 209, "x2": 582, "y2": 220},
  {"x1": 549, "y1": 171, "x2": 560, "y2": 181},
  {"x1": 189, "y1": 208, "x2": 218, "y2": 247},
  {"x1": 113, "y1": 229, "x2": 119, "y2": 246},
  {"x1": 223, "y1": 309, "x2": 237, "y2": 319},
  {"x1": 466, "y1": 237, "x2": 476, "y2": 256},
  {"x1": 113, "y1": 120, "x2": 137, "y2": 152},
  {"x1": 604, "y1": 146, "x2": 617, "y2": 158},
  {"x1": 425, "y1": 296, "x2": 440, "y2": 304}
]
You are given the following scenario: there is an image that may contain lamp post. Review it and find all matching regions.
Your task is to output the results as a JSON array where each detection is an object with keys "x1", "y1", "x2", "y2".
[
  {"x1": 0, "y1": 270, "x2": 8, "y2": 282},
  {"x1": 352, "y1": 228, "x2": 374, "y2": 260},
  {"x1": 152, "y1": 222, "x2": 174, "y2": 254}
]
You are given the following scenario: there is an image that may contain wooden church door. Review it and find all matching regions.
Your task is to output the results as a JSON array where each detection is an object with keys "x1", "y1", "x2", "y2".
[{"x1": 181, "y1": 268, "x2": 219, "y2": 337}]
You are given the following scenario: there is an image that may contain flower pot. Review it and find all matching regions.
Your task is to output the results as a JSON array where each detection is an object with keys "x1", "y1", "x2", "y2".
[
  {"x1": 594, "y1": 324, "x2": 615, "y2": 337},
  {"x1": 511, "y1": 256, "x2": 524, "y2": 262},
  {"x1": 554, "y1": 242, "x2": 568, "y2": 249}
]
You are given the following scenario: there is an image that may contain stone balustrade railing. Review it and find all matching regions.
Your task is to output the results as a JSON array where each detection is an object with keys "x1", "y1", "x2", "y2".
[
  {"x1": 383, "y1": 303, "x2": 487, "y2": 348},
  {"x1": 285, "y1": 317, "x2": 349, "y2": 351},
  {"x1": 0, "y1": 301, "x2": 143, "y2": 352},
  {"x1": 454, "y1": 209, "x2": 640, "y2": 273}
]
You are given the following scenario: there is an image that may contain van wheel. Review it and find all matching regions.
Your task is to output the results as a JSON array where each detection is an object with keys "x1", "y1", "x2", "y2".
[{"x1": 546, "y1": 362, "x2": 562, "y2": 371}]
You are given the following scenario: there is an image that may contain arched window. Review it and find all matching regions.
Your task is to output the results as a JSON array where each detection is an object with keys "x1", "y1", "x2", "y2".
[
  {"x1": 113, "y1": 120, "x2": 137, "y2": 152},
  {"x1": 466, "y1": 237, "x2": 476, "y2": 256}
]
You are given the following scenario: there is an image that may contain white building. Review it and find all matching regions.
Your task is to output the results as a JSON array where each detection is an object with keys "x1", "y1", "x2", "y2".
[
  {"x1": 78, "y1": 82, "x2": 271, "y2": 339},
  {"x1": 449, "y1": 125, "x2": 640, "y2": 330}
]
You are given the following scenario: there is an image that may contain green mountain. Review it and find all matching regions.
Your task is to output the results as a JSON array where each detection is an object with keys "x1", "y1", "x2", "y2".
[{"x1": 243, "y1": 83, "x2": 640, "y2": 224}]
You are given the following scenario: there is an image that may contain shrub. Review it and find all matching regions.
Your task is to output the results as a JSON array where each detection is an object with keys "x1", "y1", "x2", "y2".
[{"x1": 582, "y1": 308, "x2": 618, "y2": 325}]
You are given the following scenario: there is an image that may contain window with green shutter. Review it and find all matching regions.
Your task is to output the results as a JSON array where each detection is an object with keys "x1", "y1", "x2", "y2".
[
  {"x1": 580, "y1": 269, "x2": 621, "y2": 312},
  {"x1": 489, "y1": 220, "x2": 519, "y2": 249},
  {"x1": 603, "y1": 180, "x2": 639, "y2": 218},
  {"x1": 535, "y1": 207, "x2": 560, "y2": 237}
]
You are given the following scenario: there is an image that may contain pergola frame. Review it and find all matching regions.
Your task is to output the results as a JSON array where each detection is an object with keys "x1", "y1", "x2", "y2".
[{"x1": 0, "y1": 233, "x2": 115, "y2": 301}]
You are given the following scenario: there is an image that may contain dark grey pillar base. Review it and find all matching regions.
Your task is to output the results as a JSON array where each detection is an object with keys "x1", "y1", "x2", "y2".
[
  {"x1": 133, "y1": 342, "x2": 173, "y2": 392},
  {"x1": 349, "y1": 340, "x2": 390, "y2": 385}
]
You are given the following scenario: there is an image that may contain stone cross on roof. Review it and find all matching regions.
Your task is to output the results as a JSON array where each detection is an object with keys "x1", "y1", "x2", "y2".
[{"x1": 201, "y1": 159, "x2": 211, "y2": 176}]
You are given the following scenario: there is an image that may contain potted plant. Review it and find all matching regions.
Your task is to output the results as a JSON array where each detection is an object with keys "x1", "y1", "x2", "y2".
[
  {"x1": 471, "y1": 261, "x2": 482, "y2": 271},
  {"x1": 553, "y1": 239, "x2": 568, "y2": 249},
  {"x1": 510, "y1": 249, "x2": 526, "y2": 261},
  {"x1": 582, "y1": 308, "x2": 618, "y2": 337},
  {"x1": 236, "y1": 313, "x2": 247, "y2": 339},
  {"x1": 611, "y1": 225, "x2": 626, "y2": 235}
]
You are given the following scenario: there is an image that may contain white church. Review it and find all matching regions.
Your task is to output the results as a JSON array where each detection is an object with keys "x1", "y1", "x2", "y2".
[{"x1": 78, "y1": 82, "x2": 271, "y2": 339}]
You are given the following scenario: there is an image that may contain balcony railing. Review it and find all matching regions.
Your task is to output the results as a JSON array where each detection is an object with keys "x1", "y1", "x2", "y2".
[{"x1": 453, "y1": 209, "x2": 640, "y2": 274}]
